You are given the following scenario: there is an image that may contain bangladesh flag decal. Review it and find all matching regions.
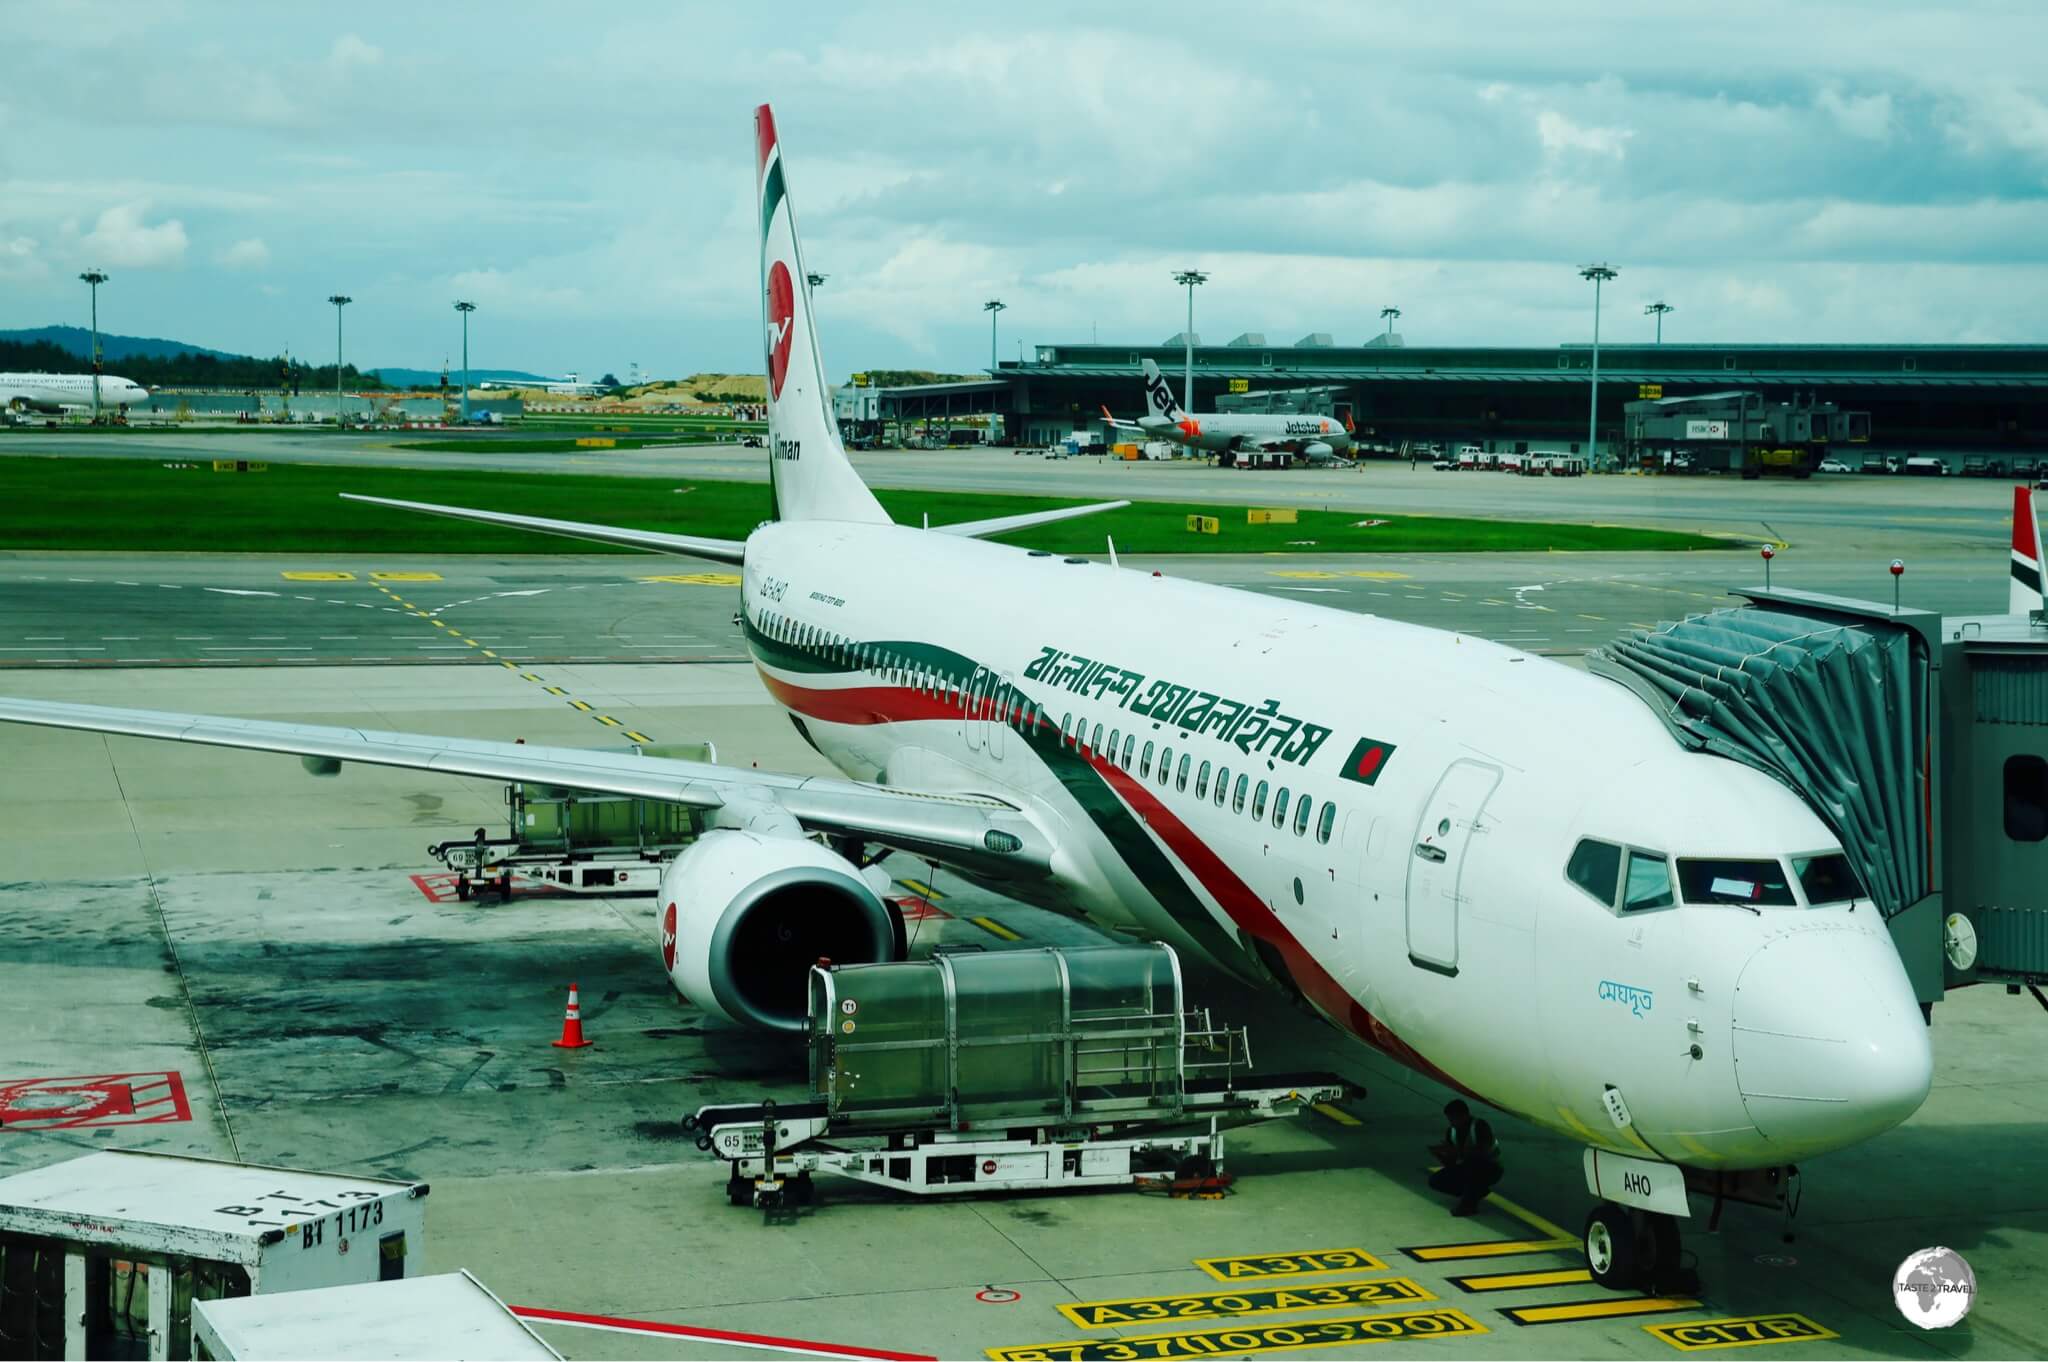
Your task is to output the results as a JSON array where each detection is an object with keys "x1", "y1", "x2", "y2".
[{"x1": 1339, "y1": 736, "x2": 1397, "y2": 786}]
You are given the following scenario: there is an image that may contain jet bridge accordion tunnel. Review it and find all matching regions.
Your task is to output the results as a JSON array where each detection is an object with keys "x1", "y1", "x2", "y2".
[{"x1": 1591, "y1": 588, "x2": 2048, "y2": 1007}]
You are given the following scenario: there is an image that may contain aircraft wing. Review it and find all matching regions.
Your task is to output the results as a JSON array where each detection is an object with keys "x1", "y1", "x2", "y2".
[
  {"x1": 0, "y1": 697, "x2": 1053, "y2": 873},
  {"x1": 935, "y1": 500, "x2": 1129, "y2": 539},
  {"x1": 1099, "y1": 404, "x2": 1147, "y2": 432},
  {"x1": 339, "y1": 494, "x2": 747, "y2": 564}
]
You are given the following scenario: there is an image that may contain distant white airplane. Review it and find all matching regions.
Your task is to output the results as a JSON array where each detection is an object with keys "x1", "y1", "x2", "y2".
[
  {"x1": 1104, "y1": 358, "x2": 1356, "y2": 465},
  {"x1": 0, "y1": 371, "x2": 149, "y2": 413},
  {"x1": 476, "y1": 372, "x2": 609, "y2": 396},
  {"x1": 0, "y1": 104, "x2": 1949, "y2": 1297}
]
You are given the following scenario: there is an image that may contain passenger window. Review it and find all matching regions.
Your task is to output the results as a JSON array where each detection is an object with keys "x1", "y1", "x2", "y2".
[
  {"x1": 1316, "y1": 802, "x2": 1336, "y2": 844},
  {"x1": 1565, "y1": 838, "x2": 1621, "y2": 908},
  {"x1": 1089, "y1": 722, "x2": 1102, "y2": 754},
  {"x1": 1177, "y1": 754, "x2": 1191, "y2": 791},
  {"x1": 1061, "y1": 713, "x2": 1073, "y2": 745},
  {"x1": 1294, "y1": 796, "x2": 1313, "y2": 837},
  {"x1": 1159, "y1": 748, "x2": 1173, "y2": 785},
  {"x1": 1108, "y1": 729, "x2": 1120, "y2": 764},
  {"x1": 1196, "y1": 760, "x2": 1211, "y2": 799},
  {"x1": 1272, "y1": 787, "x2": 1289, "y2": 827},
  {"x1": 1622, "y1": 850, "x2": 1674, "y2": 912},
  {"x1": 1216, "y1": 767, "x2": 1230, "y2": 805},
  {"x1": 1141, "y1": 741, "x2": 1154, "y2": 777},
  {"x1": 1251, "y1": 781, "x2": 1268, "y2": 820},
  {"x1": 1232, "y1": 773, "x2": 1247, "y2": 813},
  {"x1": 2006, "y1": 754, "x2": 2048, "y2": 842}
]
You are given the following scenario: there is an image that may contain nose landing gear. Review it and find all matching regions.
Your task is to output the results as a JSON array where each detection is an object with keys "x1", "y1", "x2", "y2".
[{"x1": 1584, "y1": 1204, "x2": 1693, "y2": 1293}]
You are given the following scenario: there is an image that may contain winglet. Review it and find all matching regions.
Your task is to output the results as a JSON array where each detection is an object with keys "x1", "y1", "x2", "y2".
[{"x1": 2012, "y1": 483, "x2": 2045, "y2": 615}]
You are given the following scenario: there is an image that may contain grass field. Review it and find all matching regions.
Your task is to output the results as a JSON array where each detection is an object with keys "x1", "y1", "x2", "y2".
[
  {"x1": 391, "y1": 435, "x2": 735, "y2": 454},
  {"x1": 0, "y1": 454, "x2": 1729, "y2": 555}
]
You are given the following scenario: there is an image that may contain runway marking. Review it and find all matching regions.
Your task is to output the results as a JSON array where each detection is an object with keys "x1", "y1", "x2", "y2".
[
  {"x1": 0, "y1": 646, "x2": 104, "y2": 651},
  {"x1": 641, "y1": 572, "x2": 744, "y2": 586},
  {"x1": 1500, "y1": 1296, "x2": 1699, "y2": 1326},
  {"x1": 1195, "y1": 1249, "x2": 1386, "y2": 1283},
  {"x1": 897, "y1": 877, "x2": 945, "y2": 900},
  {"x1": 545, "y1": 686, "x2": 567, "y2": 695},
  {"x1": 569, "y1": 699, "x2": 594, "y2": 711},
  {"x1": 511, "y1": 1305, "x2": 935, "y2": 1360},
  {"x1": 968, "y1": 915, "x2": 1022, "y2": 941},
  {"x1": 1058, "y1": 1277, "x2": 1433, "y2": 1329},
  {"x1": 1401, "y1": 1238, "x2": 1575, "y2": 1263},
  {"x1": 1271, "y1": 570, "x2": 1343, "y2": 579},
  {"x1": 1312, "y1": 1101, "x2": 1362, "y2": 1126},
  {"x1": 1643, "y1": 1313, "x2": 1838, "y2": 1351},
  {"x1": 1480, "y1": 598, "x2": 1509, "y2": 606},
  {"x1": 371, "y1": 571, "x2": 442, "y2": 581},
  {"x1": 624, "y1": 731, "x2": 653, "y2": 743},
  {"x1": 1577, "y1": 614, "x2": 1605, "y2": 621},
  {"x1": 1344, "y1": 570, "x2": 1410, "y2": 580},
  {"x1": 1446, "y1": 1267, "x2": 1591, "y2": 1293},
  {"x1": 987, "y1": 1307, "x2": 1486, "y2": 1360},
  {"x1": 521, "y1": 673, "x2": 544, "y2": 682}
]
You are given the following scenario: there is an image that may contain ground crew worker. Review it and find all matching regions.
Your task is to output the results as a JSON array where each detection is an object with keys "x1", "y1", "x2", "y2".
[{"x1": 1427, "y1": 1099, "x2": 1503, "y2": 1216}]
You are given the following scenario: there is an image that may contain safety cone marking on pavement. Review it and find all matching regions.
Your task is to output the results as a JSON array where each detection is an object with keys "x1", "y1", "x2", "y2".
[{"x1": 552, "y1": 981, "x2": 592, "y2": 1049}]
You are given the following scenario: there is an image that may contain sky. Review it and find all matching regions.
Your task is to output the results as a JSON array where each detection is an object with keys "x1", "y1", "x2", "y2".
[{"x1": 3, "y1": 1, "x2": 2046, "y2": 379}]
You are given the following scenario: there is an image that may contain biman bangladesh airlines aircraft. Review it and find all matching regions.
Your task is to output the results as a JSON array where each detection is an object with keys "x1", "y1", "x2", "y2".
[
  {"x1": 0, "y1": 105, "x2": 1938, "y2": 1292},
  {"x1": 1103, "y1": 358, "x2": 1355, "y2": 465}
]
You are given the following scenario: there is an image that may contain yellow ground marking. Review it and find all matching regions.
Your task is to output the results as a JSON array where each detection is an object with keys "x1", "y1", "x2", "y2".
[
  {"x1": 593, "y1": 714, "x2": 621, "y2": 726},
  {"x1": 1644, "y1": 1313, "x2": 1839, "y2": 1351},
  {"x1": 624, "y1": 731, "x2": 653, "y2": 744},
  {"x1": 544, "y1": 686, "x2": 567, "y2": 696},
  {"x1": 1402, "y1": 1238, "x2": 1575, "y2": 1263},
  {"x1": 499, "y1": 660, "x2": 519, "y2": 670},
  {"x1": 1195, "y1": 1249, "x2": 1385, "y2": 1283},
  {"x1": 431, "y1": 620, "x2": 449, "y2": 629},
  {"x1": 370, "y1": 571, "x2": 443, "y2": 581},
  {"x1": 1501, "y1": 1296, "x2": 1700, "y2": 1326},
  {"x1": 281, "y1": 571, "x2": 354, "y2": 581},
  {"x1": 1058, "y1": 1277, "x2": 1432, "y2": 1329},
  {"x1": 1481, "y1": 1190, "x2": 1575, "y2": 1243},
  {"x1": 898, "y1": 877, "x2": 944, "y2": 899},
  {"x1": 521, "y1": 673, "x2": 544, "y2": 682},
  {"x1": 480, "y1": 650, "x2": 498, "y2": 658},
  {"x1": 1445, "y1": 1267, "x2": 1591, "y2": 1294},
  {"x1": 969, "y1": 915, "x2": 1022, "y2": 941},
  {"x1": 1344, "y1": 570, "x2": 1410, "y2": 580},
  {"x1": 569, "y1": 699, "x2": 594, "y2": 712},
  {"x1": 1312, "y1": 1101, "x2": 1362, "y2": 1127},
  {"x1": 986, "y1": 1306, "x2": 1485, "y2": 1361},
  {"x1": 1272, "y1": 570, "x2": 1344, "y2": 579},
  {"x1": 641, "y1": 572, "x2": 744, "y2": 586}
]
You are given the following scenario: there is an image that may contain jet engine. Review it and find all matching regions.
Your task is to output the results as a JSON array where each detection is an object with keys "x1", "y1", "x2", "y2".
[
  {"x1": 659, "y1": 829, "x2": 902, "y2": 1032},
  {"x1": 1302, "y1": 442, "x2": 1333, "y2": 460}
]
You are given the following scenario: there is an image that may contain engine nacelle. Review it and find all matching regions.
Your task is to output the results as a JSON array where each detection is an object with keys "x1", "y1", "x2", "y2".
[{"x1": 659, "y1": 830, "x2": 901, "y2": 1032}]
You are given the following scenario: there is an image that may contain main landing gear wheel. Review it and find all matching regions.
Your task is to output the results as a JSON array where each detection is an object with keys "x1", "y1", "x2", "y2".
[{"x1": 1584, "y1": 1204, "x2": 1640, "y2": 1290}]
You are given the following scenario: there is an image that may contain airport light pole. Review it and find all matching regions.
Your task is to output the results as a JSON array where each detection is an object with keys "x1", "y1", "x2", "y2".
[
  {"x1": 1579, "y1": 264, "x2": 1617, "y2": 467},
  {"x1": 79, "y1": 270, "x2": 109, "y2": 422},
  {"x1": 1379, "y1": 305, "x2": 1400, "y2": 341},
  {"x1": 1645, "y1": 300, "x2": 1674, "y2": 344},
  {"x1": 807, "y1": 272, "x2": 827, "y2": 290},
  {"x1": 454, "y1": 301, "x2": 475, "y2": 423},
  {"x1": 1173, "y1": 269, "x2": 1208, "y2": 409},
  {"x1": 983, "y1": 299, "x2": 1006, "y2": 371},
  {"x1": 327, "y1": 294, "x2": 352, "y2": 427}
]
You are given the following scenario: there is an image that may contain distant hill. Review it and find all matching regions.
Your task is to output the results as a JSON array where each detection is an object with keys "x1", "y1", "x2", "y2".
[
  {"x1": 368, "y1": 366, "x2": 547, "y2": 387},
  {"x1": 0, "y1": 325, "x2": 243, "y2": 363}
]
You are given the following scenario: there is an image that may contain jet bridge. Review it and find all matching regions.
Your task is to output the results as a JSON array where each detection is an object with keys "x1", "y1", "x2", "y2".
[{"x1": 1591, "y1": 589, "x2": 2048, "y2": 1006}]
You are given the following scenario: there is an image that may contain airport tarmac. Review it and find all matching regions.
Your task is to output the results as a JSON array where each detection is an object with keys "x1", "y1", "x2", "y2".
[{"x1": 0, "y1": 662, "x2": 2042, "y2": 1360}]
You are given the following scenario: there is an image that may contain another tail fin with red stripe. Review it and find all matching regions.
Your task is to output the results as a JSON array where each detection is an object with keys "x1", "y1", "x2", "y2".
[{"x1": 2012, "y1": 484, "x2": 2044, "y2": 615}]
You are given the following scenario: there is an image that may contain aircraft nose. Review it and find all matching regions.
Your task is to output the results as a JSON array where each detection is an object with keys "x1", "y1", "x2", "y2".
[{"x1": 1730, "y1": 923, "x2": 1931, "y2": 1157}]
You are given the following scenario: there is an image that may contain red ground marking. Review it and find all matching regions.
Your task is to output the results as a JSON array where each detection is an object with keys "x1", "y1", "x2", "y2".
[
  {"x1": 511, "y1": 1304, "x2": 934, "y2": 1360},
  {"x1": 409, "y1": 872, "x2": 574, "y2": 903},
  {"x1": 0, "y1": 1072, "x2": 192, "y2": 1130},
  {"x1": 890, "y1": 895, "x2": 951, "y2": 922}
]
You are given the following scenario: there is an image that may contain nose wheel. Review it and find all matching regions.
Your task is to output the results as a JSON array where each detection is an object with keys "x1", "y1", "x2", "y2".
[{"x1": 1583, "y1": 1204, "x2": 1684, "y2": 1292}]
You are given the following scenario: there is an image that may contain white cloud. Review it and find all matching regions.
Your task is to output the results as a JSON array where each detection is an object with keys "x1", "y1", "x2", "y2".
[
  {"x1": 0, "y1": 234, "x2": 44, "y2": 281},
  {"x1": 328, "y1": 34, "x2": 383, "y2": 70},
  {"x1": 217, "y1": 237, "x2": 270, "y2": 270},
  {"x1": 79, "y1": 201, "x2": 186, "y2": 268},
  {"x1": 1816, "y1": 86, "x2": 1892, "y2": 140},
  {"x1": 1536, "y1": 110, "x2": 1634, "y2": 159}
]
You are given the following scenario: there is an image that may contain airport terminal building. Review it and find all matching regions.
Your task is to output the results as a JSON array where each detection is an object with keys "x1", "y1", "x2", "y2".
[{"x1": 875, "y1": 339, "x2": 2048, "y2": 459}]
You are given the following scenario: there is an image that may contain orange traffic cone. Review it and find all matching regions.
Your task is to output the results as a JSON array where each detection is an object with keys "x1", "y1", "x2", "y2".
[{"x1": 552, "y1": 982, "x2": 592, "y2": 1049}]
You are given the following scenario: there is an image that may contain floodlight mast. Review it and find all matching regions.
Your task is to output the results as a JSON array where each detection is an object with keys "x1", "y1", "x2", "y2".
[
  {"x1": 79, "y1": 270, "x2": 109, "y2": 422},
  {"x1": 454, "y1": 301, "x2": 476, "y2": 422},
  {"x1": 1580, "y1": 265, "x2": 1617, "y2": 467},
  {"x1": 1173, "y1": 269, "x2": 1208, "y2": 411},
  {"x1": 327, "y1": 294, "x2": 353, "y2": 426}
]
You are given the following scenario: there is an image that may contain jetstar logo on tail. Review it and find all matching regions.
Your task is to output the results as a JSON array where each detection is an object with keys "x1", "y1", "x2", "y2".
[{"x1": 765, "y1": 261, "x2": 795, "y2": 400}]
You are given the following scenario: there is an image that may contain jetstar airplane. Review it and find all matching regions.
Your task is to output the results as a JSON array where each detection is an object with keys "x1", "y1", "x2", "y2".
[
  {"x1": 0, "y1": 105, "x2": 1950, "y2": 1294},
  {"x1": 1101, "y1": 358, "x2": 1355, "y2": 466},
  {"x1": 1, "y1": 371, "x2": 149, "y2": 414}
]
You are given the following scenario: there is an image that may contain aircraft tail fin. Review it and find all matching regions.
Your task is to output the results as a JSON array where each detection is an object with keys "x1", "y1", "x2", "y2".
[
  {"x1": 2012, "y1": 483, "x2": 2045, "y2": 615},
  {"x1": 755, "y1": 105, "x2": 889, "y2": 526},
  {"x1": 1140, "y1": 357, "x2": 1185, "y2": 421}
]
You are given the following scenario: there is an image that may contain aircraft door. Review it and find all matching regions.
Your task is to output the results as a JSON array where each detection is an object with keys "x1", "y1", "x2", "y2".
[
  {"x1": 1405, "y1": 759, "x2": 1501, "y2": 976},
  {"x1": 962, "y1": 667, "x2": 987, "y2": 752},
  {"x1": 987, "y1": 671, "x2": 1013, "y2": 761}
]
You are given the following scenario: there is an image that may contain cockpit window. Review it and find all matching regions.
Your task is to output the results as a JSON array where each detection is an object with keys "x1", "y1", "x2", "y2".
[
  {"x1": 1793, "y1": 853, "x2": 1864, "y2": 906},
  {"x1": 1622, "y1": 849, "x2": 1675, "y2": 912},
  {"x1": 1677, "y1": 858, "x2": 1796, "y2": 907},
  {"x1": 1565, "y1": 838, "x2": 1621, "y2": 908}
]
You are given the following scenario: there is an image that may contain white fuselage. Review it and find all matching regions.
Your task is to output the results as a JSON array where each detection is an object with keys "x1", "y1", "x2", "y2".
[
  {"x1": 1136, "y1": 410, "x2": 1352, "y2": 459},
  {"x1": 0, "y1": 372, "x2": 149, "y2": 412},
  {"x1": 738, "y1": 519, "x2": 1930, "y2": 1173}
]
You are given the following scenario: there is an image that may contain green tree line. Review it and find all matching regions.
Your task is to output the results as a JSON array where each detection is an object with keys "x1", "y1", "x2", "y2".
[{"x1": 0, "y1": 338, "x2": 387, "y2": 391}]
